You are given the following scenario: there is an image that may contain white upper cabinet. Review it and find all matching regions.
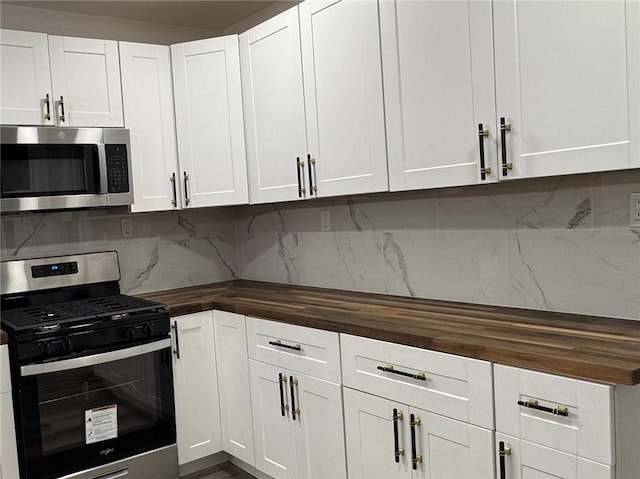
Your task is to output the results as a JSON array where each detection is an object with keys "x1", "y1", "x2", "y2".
[
  {"x1": 494, "y1": 0, "x2": 639, "y2": 179},
  {"x1": 48, "y1": 36, "x2": 123, "y2": 127},
  {"x1": 0, "y1": 30, "x2": 53, "y2": 125},
  {"x1": 0, "y1": 30, "x2": 123, "y2": 127},
  {"x1": 172, "y1": 35, "x2": 249, "y2": 208},
  {"x1": 241, "y1": 6, "x2": 309, "y2": 204},
  {"x1": 119, "y1": 42, "x2": 180, "y2": 213},
  {"x1": 381, "y1": 0, "x2": 498, "y2": 190},
  {"x1": 300, "y1": 0, "x2": 388, "y2": 198}
]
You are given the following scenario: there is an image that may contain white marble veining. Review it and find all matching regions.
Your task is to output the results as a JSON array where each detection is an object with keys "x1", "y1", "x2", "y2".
[
  {"x1": 1, "y1": 208, "x2": 238, "y2": 294},
  {"x1": 238, "y1": 170, "x2": 640, "y2": 320},
  {"x1": 507, "y1": 229, "x2": 640, "y2": 318},
  {"x1": 591, "y1": 169, "x2": 640, "y2": 228},
  {"x1": 240, "y1": 229, "x2": 509, "y2": 305},
  {"x1": 436, "y1": 175, "x2": 593, "y2": 230},
  {"x1": 1, "y1": 169, "x2": 638, "y2": 319}
]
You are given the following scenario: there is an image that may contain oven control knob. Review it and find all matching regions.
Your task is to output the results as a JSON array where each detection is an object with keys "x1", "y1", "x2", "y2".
[
  {"x1": 126, "y1": 327, "x2": 136, "y2": 341},
  {"x1": 143, "y1": 322, "x2": 154, "y2": 336},
  {"x1": 64, "y1": 337, "x2": 72, "y2": 352},
  {"x1": 39, "y1": 341, "x2": 50, "y2": 355}
]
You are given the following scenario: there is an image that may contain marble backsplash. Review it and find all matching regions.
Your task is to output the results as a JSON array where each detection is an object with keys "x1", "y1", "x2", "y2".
[
  {"x1": 237, "y1": 170, "x2": 640, "y2": 320},
  {"x1": 1, "y1": 207, "x2": 238, "y2": 294},
  {"x1": 1, "y1": 170, "x2": 638, "y2": 320}
]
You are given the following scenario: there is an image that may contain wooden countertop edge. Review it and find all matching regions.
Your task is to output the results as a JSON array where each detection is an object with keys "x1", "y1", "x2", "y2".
[
  {"x1": 0, "y1": 330, "x2": 7, "y2": 346},
  {"x1": 140, "y1": 281, "x2": 640, "y2": 386}
]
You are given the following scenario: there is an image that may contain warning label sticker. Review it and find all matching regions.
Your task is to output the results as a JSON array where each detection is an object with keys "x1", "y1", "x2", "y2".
[{"x1": 85, "y1": 404, "x2": 118, "y2": 444}]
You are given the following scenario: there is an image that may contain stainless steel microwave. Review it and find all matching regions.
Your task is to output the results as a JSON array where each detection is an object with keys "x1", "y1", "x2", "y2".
[{"x1": 1, "y1": 126, "x2": 133, "y2": 213}]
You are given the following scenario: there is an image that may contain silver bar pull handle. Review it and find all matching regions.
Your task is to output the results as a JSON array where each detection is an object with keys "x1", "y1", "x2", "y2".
[
  {"x1": 44, "y1": 93, "x2": 51, "y2": 120},
  {"x1": 58, "y1": 95, "x2": 66, "y2": 122},
  {"x1": 171, "y1": 322, "x2": 181, "y2": 359},
  {"x1": 170, "y1": 173, "x2": 177, "y2": 207},
  {"x1": 183, "y1": 171, "x2": 190, "y2": 206}
]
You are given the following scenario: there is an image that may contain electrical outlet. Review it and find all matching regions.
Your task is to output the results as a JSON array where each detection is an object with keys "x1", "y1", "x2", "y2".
[
  {"x1": 320, "y1": 209, "x2": 331, "y2": 232},
  {"x1": 631, "y1": 193, "x2": 640, "y2": 227},
  {"x1": 121, "y1": 219, "x2": 133, "y2": 238}
]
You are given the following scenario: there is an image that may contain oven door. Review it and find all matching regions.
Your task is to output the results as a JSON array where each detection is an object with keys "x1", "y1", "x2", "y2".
[{"x1": 15, "y1": 338, "x2": 175, "y2": 479}]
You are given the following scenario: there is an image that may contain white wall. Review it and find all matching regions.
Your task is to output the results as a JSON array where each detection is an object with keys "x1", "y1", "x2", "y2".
[{"x1": 0, "y1": 3, "x2": 219, "y2": 44}]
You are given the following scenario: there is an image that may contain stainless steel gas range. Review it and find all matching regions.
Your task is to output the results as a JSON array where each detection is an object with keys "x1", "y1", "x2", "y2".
[{"x1": 0, "y1": 251, "x2": 178, "y2": 479}]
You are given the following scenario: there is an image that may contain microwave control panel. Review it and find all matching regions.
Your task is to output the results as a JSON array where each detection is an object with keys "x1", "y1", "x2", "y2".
[{"x1": 105, "y1": 144, "x2": 130, "y2": 193}]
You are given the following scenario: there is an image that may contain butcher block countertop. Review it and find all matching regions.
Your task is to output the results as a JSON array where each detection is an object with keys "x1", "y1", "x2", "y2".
[
  {"x1": 0, "y1": 330, "x2": 7, "y2": 345},
  {"x1": 140, "y1": 280, "x2": 640, "y2": 386}
]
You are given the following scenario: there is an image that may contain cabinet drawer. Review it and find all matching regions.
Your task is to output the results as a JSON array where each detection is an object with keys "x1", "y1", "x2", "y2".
[
  {"x1": 496, "y1": 433, "x2": 613, "y2": 479},
  {"x1": 246, "y1": 317, "x2": 341, "y2": 383},
  {"x1": 1, "y1": 346, "x2": 10, "y2": 394},
  {"x1": 494, "y1": 365, "x2": 614, "y2": 465},
  {"x1": 340, "y1": 334, "x2": 493, "y2": 429}
]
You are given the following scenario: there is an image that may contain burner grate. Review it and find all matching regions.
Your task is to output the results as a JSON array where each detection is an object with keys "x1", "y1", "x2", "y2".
[{"x1": 1, "y1": 295, "x2": 166, "y2": 332}]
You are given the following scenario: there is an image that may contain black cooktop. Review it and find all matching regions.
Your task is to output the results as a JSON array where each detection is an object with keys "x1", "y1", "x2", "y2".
[{"x1": 1, "y1": 294, "x2": 166, "y2": 333}]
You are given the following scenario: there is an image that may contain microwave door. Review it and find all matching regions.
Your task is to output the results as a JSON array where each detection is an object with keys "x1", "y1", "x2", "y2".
[{"x1": 0, "y1": 142, "x2": 108, "y2": 212}]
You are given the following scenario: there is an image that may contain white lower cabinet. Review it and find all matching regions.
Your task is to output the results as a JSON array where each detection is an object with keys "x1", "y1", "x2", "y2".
[
  {"x1": 496, "y1": 433, "x2": 613, "y2": 479},
  {"x1": 213, "y1": 311, "x2": 255, "y2": 466},
  {"x1": 344, "y1": 388, "x2": 494, "y2": 479},
  {"x1": 171, "y1": 311, "x2": 222, "y2": 465},
  {"x1": 250, "y1": 359, "x2": 347, "y2": 479},
  {"x1": 1, "y1": 345, "x2": 19, "y2": 479},
  {"x1": 494, "y1": 365, "x2": 640, "y2": 479}
]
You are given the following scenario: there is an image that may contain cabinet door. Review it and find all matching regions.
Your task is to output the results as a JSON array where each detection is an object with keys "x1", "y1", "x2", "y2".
[
  {"x1": 411, "y1": 407, "x2": 494, "y2": 479},
  {"x1": 300, "y1": 0, "x2": 388, "y2": 198},
  {"x1": 172, "y1": 35, "x2": 249, "y2": 208},
  {"x1": 213, "y1": 311, "x2": 255, "y2": 466},
  {"x1": 250, "y1": 360, "x2": 297, "y2": 479},
  {"x1": 344, "y1": 388, "x2": 410, "y2": 479},
  {"x1": 119, "y1": 42, "x2": 180, "y2": 213},
  {"x1": 241, "y1": 6, "x2": 309, "y2": 204},
  {"x1": 494, "y1": 365, "x2": 614, "y2": 465},
  {"x1": 0, "y1": 29, "x2": 53, "y2": 125},
  {"x1": 493, "y1": 0, "x2": 640, "y2": 179},
  {"x1": 48, "y1": 36, "x2": 123, "y2": 127},
  {"x1": 293, "y1": 374, "x2": 347, "y2": 479},
  {"x1": 171, "y1": 311, "x2": 222, "y2": 465},
  {"x1": 381, "y1": 0, "x2": 497, "y2": 191},
  {"x1": 496, "y1": 434, "x2": 613, "y2": 479}
]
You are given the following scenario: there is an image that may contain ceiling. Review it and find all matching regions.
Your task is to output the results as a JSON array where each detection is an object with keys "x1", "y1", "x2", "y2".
[{"x1": 1, "y1": 0, "x2": 294, "y2": 31}]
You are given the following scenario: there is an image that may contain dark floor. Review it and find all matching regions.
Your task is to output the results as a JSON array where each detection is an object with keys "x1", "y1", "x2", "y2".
[{"x1": 181, "y1": 462, "x2": 257, "y2": 479}]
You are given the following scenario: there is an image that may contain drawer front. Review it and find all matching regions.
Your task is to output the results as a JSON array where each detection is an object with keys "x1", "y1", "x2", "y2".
[
  {"x1": 340, "y1": 334, "x2": 493, "y2": 429},
  {"x1": 1, "y1": 346, "x2": 10, "y2": 394},
  {"x1": 494, "y1": 365, "x2": 614, "y2": 465},
  {"x1": 246, "y1": 317, "x2": 341, "y2": 383},
  {"x1": 496, "y1": 433, "x2": 613, "y2": 479}
]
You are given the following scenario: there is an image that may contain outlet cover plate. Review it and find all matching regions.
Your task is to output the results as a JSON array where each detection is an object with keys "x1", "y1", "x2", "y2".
[
  {"x1": 630, "y1": 193, "x2": 640, "y2": 227},
  {"x1": 121, "y1": 219, "x2": 133, "y2": 238},
  {"x1": 320, "y1": 210, "x2": 331, "y2": 232}
]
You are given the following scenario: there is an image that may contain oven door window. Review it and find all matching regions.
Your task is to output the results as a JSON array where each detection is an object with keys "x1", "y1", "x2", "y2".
[
  {"x1": 18, "y1": 343, "x2": 175, "y2": 479},
  {"x1": 0, "y1": 144, "x2": 101, "y2": 198}
]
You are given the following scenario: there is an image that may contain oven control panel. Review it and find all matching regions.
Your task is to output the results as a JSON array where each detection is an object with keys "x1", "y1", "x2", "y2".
[
  {"x1": 32, "y1": 261, "x2": 78, "y2": 278},
  {"x1": 17, "y1": 314, "x2": 170, "y2": 362}
]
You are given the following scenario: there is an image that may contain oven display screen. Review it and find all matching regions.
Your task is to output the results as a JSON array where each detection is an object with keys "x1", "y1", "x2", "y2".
[{"x1": 32, "y1": 261, "x2": 78, "y2": 278}]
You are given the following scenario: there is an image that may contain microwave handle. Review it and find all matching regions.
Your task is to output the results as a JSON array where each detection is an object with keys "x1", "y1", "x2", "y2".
[
  {"x1": 98, "y1": 144, "x2": 108, "y2": 194},
  {"x1": 20, "y1": 339, "x2": 171, "y2": 377}
]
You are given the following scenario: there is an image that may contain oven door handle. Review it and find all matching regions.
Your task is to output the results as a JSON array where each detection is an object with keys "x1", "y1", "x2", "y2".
[{"x1": 20, "y1": 338, "x2": 171, "y2": 377}]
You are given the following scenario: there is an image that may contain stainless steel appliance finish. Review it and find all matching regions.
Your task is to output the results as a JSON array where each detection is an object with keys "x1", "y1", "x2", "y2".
[
  {"x1": 1, "y1": 126, "x2": 133, "y2": 212},
  {"x1": 57, "y1": 445, "x2": 179, "y2": 479},
  {"x1": 1, "y1": 251, "x2": 177, "y2": 479},
  {"x1": 0, "y1": 251, "x2": 120, "y2": 296}
]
